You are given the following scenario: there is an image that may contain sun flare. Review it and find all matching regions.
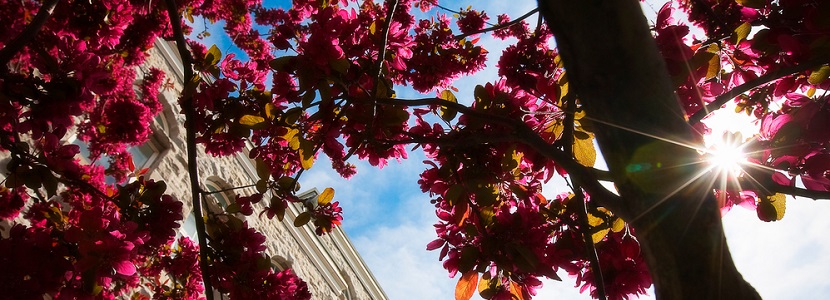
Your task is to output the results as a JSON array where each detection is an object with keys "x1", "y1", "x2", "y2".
[{"x1": 704, "y1": 131, "x2": 749, "y2": 178}]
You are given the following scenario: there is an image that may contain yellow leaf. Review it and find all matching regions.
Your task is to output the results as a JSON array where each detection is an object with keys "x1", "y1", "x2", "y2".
[
  {"x1": 369, "y1": 21, "x2": 377, "y2": 35},
  {"x1": 299, "y1": 139, "x2": 315, "y2": 170},
  {"x1": 240, "y1": 115, "x2": 265, "y2": 126},
  {"x1": 704, "y1": 45, "x2": 721, "y2": 80},
  {"x1": 559, "y1": 81, "x2": 569, "y2": 102},
  {"x1": 185, "y1": 8, "x2": 195, "y2": 23},
  {"x1": 509, "y1": 281, "x2": 525, "y2": 300},
  {"x1": 611, "y1": 217, "x2": 625, "y2": 232},
  {"x1": 573, "y1": 131, "x2": 596, "y2": 167},
  {"x1": 477, "y1": 273, "x2": 493, "y2": 297},
  {"x1": 734, "y1": 22, "x2": 752, "y2": 44},
  {"x1": 758, "y1": 193, "x2": 786, "y2": 221},
  {"x1": 455, "y1": 271, "x2": 478, "y2": 300},
  {"x1": 318, "y1": 187, "x2": 334, "y2": 206},
  {"x1": 587, "y1": 213, "x2": 604, "y2": 227},
  {"x1": 439, "y1": 89, "x2": 458, "y2": 121},
  {"x1": 501, "y1": 146, "x2": 523, "y2": 172},
  {"x1": 592, "y1": 228, "x2": 610, "y2": 244},
  {"x1": 264, "y1": 103, "x2": 278, "y2": 120},
  {"x1": 206, "y1": 44, "x2": 221, "y2": 66},
  {"x1": 543, "y1": 120, "x2": 564, "y2": 141},
  {"x1": 807, "y1": 86, "x2": 816, "y2": 97}
]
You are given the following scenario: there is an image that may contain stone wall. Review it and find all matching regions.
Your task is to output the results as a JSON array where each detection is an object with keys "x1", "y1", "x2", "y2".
[{"x1": 138, "y1": 40, "x2": 387, "y2": 300}]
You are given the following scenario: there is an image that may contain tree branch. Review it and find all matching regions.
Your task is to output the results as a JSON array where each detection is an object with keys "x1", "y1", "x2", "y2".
[
  {"x1": 688, "y1": 57, "x2": 830, "y2": 125},
  {"x1": 374, "y1": 96, "x2": 625, "y2": 217},
  {"x1": 765, "y1": 182, "x2": 830, "y2": 200},
  {"x1": 563, "y1": 94, "x2": 607, "y2": 300},
  {"x1": 367, "y1": 0, "x2": 399, "y2": 146},
  {"x1": 0, "y1": 0, "x2": 60, "y2": 68},
  {"x1": 454, "y1": 8, "x2": 539, "y2": 40},
  {"x1": 201, "y1": 182, "x2": 259, "y2": 195},
  {"x1": 162, "y1": 1, "x2": 214, "y2": 298},
  {"x1": 740, "y1": 168, "x2": 830, "y2": 200}
]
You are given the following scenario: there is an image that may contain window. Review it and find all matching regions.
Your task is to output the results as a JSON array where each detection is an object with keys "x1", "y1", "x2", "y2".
[
  {"x1": 181, "y1": 212, "x2": 198, "y2": 238},
  {"x1": 204, "y1": 181, "x2": 231, "y2": 208},
  {"x1": 271, "y1": 255, "x2": 293, "y2": 272},
  {"x1": 71, "y1": 126, "x2": 167, "y2": 183},
  {"x1": 340, "y1": 270, "x2": 355, "y2": 300}
]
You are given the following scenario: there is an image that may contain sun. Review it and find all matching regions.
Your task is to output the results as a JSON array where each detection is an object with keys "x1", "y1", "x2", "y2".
[{"x1": 704, "y1": 131, "x2": 748, "y2": 177}]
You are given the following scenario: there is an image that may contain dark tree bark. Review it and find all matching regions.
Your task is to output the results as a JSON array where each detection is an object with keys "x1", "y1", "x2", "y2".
[{"x1": 537, "y1": 1, "x2": 762, "y2": 299}]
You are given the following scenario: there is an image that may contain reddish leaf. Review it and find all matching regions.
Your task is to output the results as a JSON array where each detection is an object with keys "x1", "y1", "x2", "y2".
[{"x1": 455, "y1": 271, "x2": 478, "y2": 300}]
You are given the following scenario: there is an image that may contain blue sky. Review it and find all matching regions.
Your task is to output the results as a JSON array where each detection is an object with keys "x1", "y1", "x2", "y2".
[{"x1": 192, "y1": 1, "x2": 830, "y2": 299}]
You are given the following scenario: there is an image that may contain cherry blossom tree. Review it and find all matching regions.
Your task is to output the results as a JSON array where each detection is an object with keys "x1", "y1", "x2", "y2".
[{"x1": 2, "y1": 0, "x2": 829, "y2": 299}]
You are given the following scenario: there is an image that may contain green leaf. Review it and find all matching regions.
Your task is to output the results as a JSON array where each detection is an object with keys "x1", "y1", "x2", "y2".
[
  {"x1": 473, "y1": 184, "x2": 497, "y2": 207},
  {"x1": 330, "y1": 58, "x2": 350, "y2": 74},
  {"x1": 283, "y1": 107, "x2": 303, "y2": 125},
  {"x1": 294, "y1": 211, "x2": 312, "y2": 227},
  {"x1": 226, "y1": 202, "x2": 241, "y2": 214},
  {"x1": 205, "y1": 45, "x2": 221, "y2": 66},
  {"x1": 512, "y1": 244, "x2": 539, "y2": 272},
  {"x1": 458, "y1": 246, "x2": 478, "y2": 273},
  {"x1": 808, "y1": 65, "x2": 830, "y2": 85},
  {"x1": 255, "y1": 159, "x2": 271, "y2": 181},
  {"x1": 445, "y1": 184, "x2": 464, "y2": 205},
  {"x1": 318, "y1": 187, "x2": 334, "y2": 206},
  {"x1": 270, "y1": 196, "x2": 287, "y2": 221},
  {"x1": 41, "y1": 169, "x2": 58, "y2": 198},
  {"x1": 256, "y1": 179, "x2": 268, "y2": 193},
  {"x1": 277, "y1": 176, "x2": 299, "y2": 192},
  {"x1": 439, "y1": 89, "x2": 458, "y2": 121},
  {"x1": 269, "y1": 56, "x2": 295, "y2": 72}
]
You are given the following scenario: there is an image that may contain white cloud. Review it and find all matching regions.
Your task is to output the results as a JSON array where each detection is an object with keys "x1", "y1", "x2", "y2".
[
  {"x1": 296, "y1": 1, "x2": 830, "y2": 299},
  {"x1": 723, "y1": 198, "x2": 830, "y2": 299}
]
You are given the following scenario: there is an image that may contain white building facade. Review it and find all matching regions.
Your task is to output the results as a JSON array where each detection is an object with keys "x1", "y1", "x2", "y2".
[{"x1": 135, "y1": 40, "x2": 388, "y2": 300}]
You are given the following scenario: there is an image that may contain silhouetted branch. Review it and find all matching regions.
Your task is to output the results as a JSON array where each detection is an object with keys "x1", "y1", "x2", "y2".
[
  {"x1": 163, "y1": 0, "x2": 214, "y2": 298},
  {"x1": 0, "y1": 0, "x2": 60, "y2": 67},
  {"x1": 455, "y1": 8, "x2": 539, "y2": 40},
  {"x1": 689, "y1": 58, "x2": 830, "y2": 125},
  {"x1": 374, "y1": 96, "x2": 626, "y2": 217}
]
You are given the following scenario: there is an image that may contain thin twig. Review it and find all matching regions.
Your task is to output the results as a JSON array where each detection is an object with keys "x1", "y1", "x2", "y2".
[
  {"x1": 0, "y1": 0, "x2": 60, "y2": 68},
  {"x1": 368, "y1": 0, "x2": 399, "y2": 144},
  {"x1": 162, "y1": 1, "x2": 214, "y2": 298},
  {"x1": 200, "y1": 183, "x2": 260, "y2": 195},
  {"x1": 455, "y1": 8, "x2": 539, "y2": 40},
  {"x1": 434, "y1": 3, "x2": 497, "y2": 26},
  {"x1": 688, "y1": 58, "x2": 830, "y2": 125},
  {"x1": 564, "y1": 94, "x2": 607, "y2": 300},
  {"x1": 374, "y1": 96, "x2": 625, "y2": 217}
]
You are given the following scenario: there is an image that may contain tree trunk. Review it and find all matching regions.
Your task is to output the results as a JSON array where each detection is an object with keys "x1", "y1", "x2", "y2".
[{"x1": 536, "y1": 1, "x2": 762, "y2": 299}]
